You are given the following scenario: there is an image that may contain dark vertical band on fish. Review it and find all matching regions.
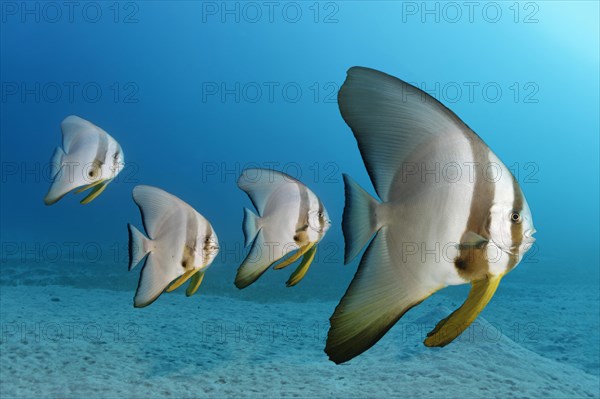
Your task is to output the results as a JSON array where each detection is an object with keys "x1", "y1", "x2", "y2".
[
  {"x1": 454, "y1": 139, "x2": 495, "y2": 280},
  {"x1": 181, "y1": 209, "x2": 199, "y2": 269},
  {"x1": 294, "y1": 183, "x2": 310, "y2": 245}
]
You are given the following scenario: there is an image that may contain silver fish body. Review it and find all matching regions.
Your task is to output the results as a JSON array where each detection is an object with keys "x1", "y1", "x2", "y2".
[
  {"x1": 326, "y1": 67, "x2": 536, "y2": 364},
  {"x1": 235, "y1": 168, "x2": 331, "y2": 288},
  {"x1": 44, "y1": 115, "x2": 124, "y2": 205},
  {"x1": 128, "y1": 185, "x2": 219, "y2": 308}
]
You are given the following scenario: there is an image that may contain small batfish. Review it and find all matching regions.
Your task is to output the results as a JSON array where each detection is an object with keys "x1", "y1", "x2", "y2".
[
  {"x1": 128, "y1": 185, "x2": 219, "y2": 308},
  {"x1": 235, "y1": 168, "x2": 331, "y2": 288},
  {"x1": 44, "y1": 115, "x2": 124, "y2": 205}
]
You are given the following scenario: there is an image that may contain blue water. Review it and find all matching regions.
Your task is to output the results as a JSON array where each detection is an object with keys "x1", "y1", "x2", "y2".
[{"x1": 1, "y1": 2, "x2": 599, "y2": 398}]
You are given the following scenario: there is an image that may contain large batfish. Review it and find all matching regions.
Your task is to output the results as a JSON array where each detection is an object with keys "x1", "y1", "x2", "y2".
[{"x1": 326, "y1": 67, "x2": 536, "y2": 364}]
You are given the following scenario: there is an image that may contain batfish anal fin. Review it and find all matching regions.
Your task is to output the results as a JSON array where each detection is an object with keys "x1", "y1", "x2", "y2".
[
  {"x1": 133, "y1": 252, "x2": 182, "y2": 308},
  {"x1": 235, "y1": 230, "x2": 282, "y2": 289},
  {"x1": 424, "y1": 274, "x2": 503, "y2": 347},
  {"x1": 325, "y1": 229, "x2": 438, "y2": 364}
]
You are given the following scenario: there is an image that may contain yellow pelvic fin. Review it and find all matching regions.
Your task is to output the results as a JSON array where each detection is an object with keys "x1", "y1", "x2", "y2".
[
  {"x1": 166, "y1": 269, "x2": 197, "y2": 293},
  {"x1": 80, "y1": 180, "x2": 109, "y2": 204},
  {"x1": 286, "y1": 244, "x2": 317, "y2": 287},
  {"x1": 186, "y1": 271, "x2": 205, "y2": 297},
  {"x1": 424, "y1": 274, "x2": 503, "y2": 347},
  {"x1": 75, "y1": 178, "x2": 106, "y2": 194},
  {"x1": 273, "y1": 242, "x2": 315, "y2": 270}
]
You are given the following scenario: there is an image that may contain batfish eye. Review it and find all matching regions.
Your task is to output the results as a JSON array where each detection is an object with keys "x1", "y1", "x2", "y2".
[
  {"x1": 510, "y1": 211, "x2": 522, "y2": 223},
  {"x1": 88, "y1": 168, "x2": 97, "y2": 178},
  {"x1": 307, "y1": 210, "x2": 324, "y2": 232}
]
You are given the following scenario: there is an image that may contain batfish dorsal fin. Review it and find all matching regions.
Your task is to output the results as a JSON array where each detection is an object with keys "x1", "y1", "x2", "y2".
[
  {"x1": 338, "y1": 67, "x2": 476, "y2": 202},
  {"x1": 60, "y1": 115, "x2": 103, "y2": 153},
  {"x1": 132, "y1": 185, "x2": 181, "y2": 239},
  {"x1": 237, "y1": 168, "x2": 300, "y2": 215}
]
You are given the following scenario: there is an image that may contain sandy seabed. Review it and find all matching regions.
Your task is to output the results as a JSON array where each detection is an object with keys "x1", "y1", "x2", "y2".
[{"x1": 1, "y1": 284, "x2": 599, "y2": 398}]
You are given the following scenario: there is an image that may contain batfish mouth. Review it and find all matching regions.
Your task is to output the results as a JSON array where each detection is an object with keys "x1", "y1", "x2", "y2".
[
  {"x1": 519, "y1": 229, "x2": 536, "y2": 252},
  {"x1": 524, "y1": 228, "x2": 537, "y2": 242}
]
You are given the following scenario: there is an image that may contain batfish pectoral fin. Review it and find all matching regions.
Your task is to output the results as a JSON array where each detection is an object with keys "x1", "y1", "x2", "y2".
[
  {"x1": 186, "y1": 271, "x2": 205, "y2": 297},
  {"x1": 286, "y1": 244, "x2": 317, "y2": 287},
  {"x1": 80, "y1": 180, "x2": 110, "y2": 204},
  {"x1": 166, "y1": 269, "x2": 197, "y2": 293},
  {"x1": 424, "y1": 274, "x2": 503, "y2": 347},
  {"x1": 273, "y1": 242, "x2": 314, "y2": 270},
  {"x1": 458, "y1": 231, "x2": 489, "y2": 249}
]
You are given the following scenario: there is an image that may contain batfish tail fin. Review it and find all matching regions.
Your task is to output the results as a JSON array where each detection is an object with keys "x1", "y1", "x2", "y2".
[
  {"x1": 128, "y1": 224, "x2": 151, "y2": 271},
  {"x1": 424, "y1": 274, "x2": 503, "y2": 347},
  {"x1": 342, "y1": 173, "x2": 380, "y2": 264},
  {"x1": 242, "y1": 207, "x2": 261, "y2": 247},
  {"x1": 325, "y1": 228, "x2": 436, "y2": 364},
  {"x1": 49, "y1": 147, "x2": 65, "y2": 179}
]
